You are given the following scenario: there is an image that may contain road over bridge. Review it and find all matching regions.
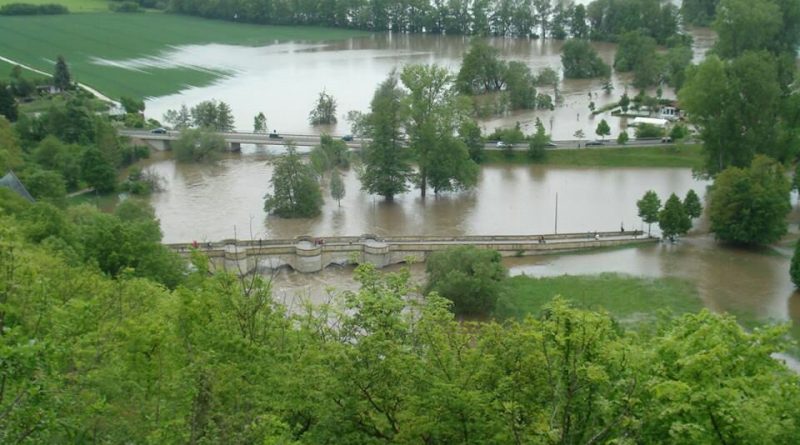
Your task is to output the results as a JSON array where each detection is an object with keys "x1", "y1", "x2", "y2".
[
  {"x1": 119, "y1": 129, "x2": 677, "y2": 152},
  {"x1": 169, "y1": 231, "x2": 655, "y2": 274}
]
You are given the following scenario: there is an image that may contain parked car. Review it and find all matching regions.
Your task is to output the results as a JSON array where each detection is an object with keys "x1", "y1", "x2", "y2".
[
  {"x1": 150, "y1": 127, "x2": 167, "y2": 134},
  {"x1": 585, "y1": 140, "x2": 605, "y2": 146}
]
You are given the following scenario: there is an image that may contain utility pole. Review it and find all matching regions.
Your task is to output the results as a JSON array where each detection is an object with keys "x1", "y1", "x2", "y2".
[{"x1": 554, "y1": 192, "x2": 558, "y2": 234}]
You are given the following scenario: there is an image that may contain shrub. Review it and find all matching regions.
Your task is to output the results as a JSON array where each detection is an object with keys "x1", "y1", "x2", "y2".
[{"x1": 425, "y1": 246, "x2": 507, "y2": 317}]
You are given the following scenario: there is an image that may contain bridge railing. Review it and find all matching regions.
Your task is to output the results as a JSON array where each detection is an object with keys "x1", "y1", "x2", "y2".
[{"x1": 165, "y1": 231, "x2": 646, "y2": 251}]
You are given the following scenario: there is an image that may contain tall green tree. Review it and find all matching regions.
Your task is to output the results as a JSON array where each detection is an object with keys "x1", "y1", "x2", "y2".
[
  {"x1": 0, "y1": 82, "x2": 17, "y2": 122},
  {"x1": 358, "y1": 73, "x2": 412, "y2": 200},
  {"x1": 683, "y1": 189, "x2": 703, "y2": 219},
  {"x1": 713, "y1": 0, "x2": 782, "y2": 59},
  {"x1": 308, "y1": 89, "x2": 338, "y2": 125},
  {"x1": 80, "y1": 147, "x2": 116, "y2": 193},
  {"x1": 253, "y1": 111, "x2": 267, "y2": 133},
  {"x1": 637, "y1": 190, "x2": 661, "y2": 235},
  {"x1": 425, "y1": 245, "x2": 507, "y2": 316},
  {"x1": 401, "y1": 64, "x2": 478, "y2": 197},
  {"x1": 679, "y1": 53, "x2": 785, "y2": 174},
  {"x1": 330, "y1": 169, "x2": 345, "y2": 206},
  {"x1": 709, "y1": 155, "x2": 791, "y2": 245},
  {"x1": 53, "y1": 55, "x2": 71, "y2": 90},
  {"x1": 659, "y1": 193, "x2": 692, "y2": 239},
  {"x1": 595, "y1": 119, "x2": 610, "y2": 140},
  {"x1": 561, "y1": 39, "x2": 611, "y2": 79},
  {"x1": 791, "y1": 239, "x2": 800, "y2": 287},
  {"x1": 528, "y1": 117, "x2": 550, "y2": 160},
  {"x1": 264, "y1": 144, "x2": 323, "y2": 217},
  {"x1": 456, "y1": 38, "x2": 507, "y2": 94}
]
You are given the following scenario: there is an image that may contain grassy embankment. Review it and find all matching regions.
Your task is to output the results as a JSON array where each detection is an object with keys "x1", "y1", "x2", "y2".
[
  {"x1": 496, "y1": 272, "x2": 704, "y2": 325},
  {"x1": 0, "y1": 13, "x2": 367, "y2": 98},
  {"x1": 485, "y1": 143, "x2": 704, "y2": 168}
]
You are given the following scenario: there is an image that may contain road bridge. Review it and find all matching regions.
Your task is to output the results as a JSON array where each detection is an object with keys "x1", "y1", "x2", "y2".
[
  {"x1": 169, "y1": 231, "x2": 655, "y2": 274},
  {"x1": 119, "y1": 129, "x2": 677, "y2": 152}
]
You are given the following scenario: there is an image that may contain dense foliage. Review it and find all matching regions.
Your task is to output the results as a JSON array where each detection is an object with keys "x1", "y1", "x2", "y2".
[
  {"x1": 172, "y1": 128, "x2": 227, "y2": 162},
  {"x1": 709, "y1": 156, "x2": 791, "y2": 245},
  {"x1": 163, "y1": 100, "x2": 235, "y2": 131},
  {"x1": 0, "y1": 220, "x2": 798, "y2": 443},
  {"x1": 264, "y1": 145, "x2": 323, "y2": 217},
  {"x1": 425, "y1": 245, "x2": 507, "y2": 316},
  {"x1": 659, "y1": 193, "x2": 692, "y2": 239},
  {"x1": 308, "y1": 89, "x2": 338, "y2": 125},
  {"x1": 561, "y1": 39, "x2": 611, "y2": 79}
]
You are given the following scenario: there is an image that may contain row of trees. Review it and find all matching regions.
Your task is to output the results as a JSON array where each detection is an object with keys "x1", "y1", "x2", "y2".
[
  {"x1": 637, "y1": 189, "x2": 702, "y2": 239},
  {"x1": 638, "y1": 156, "x2": 792, "y2": 247},
  {"x1": 163, "y1": 100, "x2": 235, "y2": 131},
  {"x1": 169, "y1": 0, "x2": 682, "y2": 42},
  {"x1": 1, "y1": 209, "x2": 799, "y2": 443}
]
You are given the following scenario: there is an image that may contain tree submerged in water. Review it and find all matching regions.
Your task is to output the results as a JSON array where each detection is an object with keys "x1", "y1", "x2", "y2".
[
  {"x1": 309, "y1": 89, "x2": 338, "y2": 125},
  {"x1": 264, "y1": 144, "x2": 323, "y2": 217}
]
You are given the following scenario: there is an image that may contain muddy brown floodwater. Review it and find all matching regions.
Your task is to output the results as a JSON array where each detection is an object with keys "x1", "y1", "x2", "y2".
[{"x1": 141, "y1": 28, "x2": 714, "y2": 140}]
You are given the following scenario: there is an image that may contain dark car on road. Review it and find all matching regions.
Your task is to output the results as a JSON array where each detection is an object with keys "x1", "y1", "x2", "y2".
[
  {"x1": 585, "y1": 140, "x2": 605, "y2": 146},
  {"x1": 150, "y1": 127, "x2": 167, "y2": 134},
  {"x1": 341, "y1": 134, "x2": 354, "y2": 142},
  {"x1": 269, "y1": 130, "x2": 282, "y2": 139}
]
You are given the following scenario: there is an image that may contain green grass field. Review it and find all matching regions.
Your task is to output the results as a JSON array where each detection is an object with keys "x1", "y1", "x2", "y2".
[
  {"x1": 0, "y1": 13, "x2": 366, "y2": 99},
  {"x1": 0, "y1": 0, "x2": 109, "y2": 12},
  {"x1": 496, "y1": 273, "x2": 703, "y2": 325},
  {"x1": 486, "y1": 144, "x2": 704, "y2": 168}
]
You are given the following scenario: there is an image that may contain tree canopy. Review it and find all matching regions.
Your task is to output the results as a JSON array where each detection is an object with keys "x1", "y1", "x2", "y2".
[
  {"x1": 425, "y1": 245, "x2": 507, "y2": 316},
  {"x1": 264, "y1": 144, "x2": 323, "y2": 218},
  {"x1": 561, "y1": 39, "x2": 611, "y2": 79},
  {"x1": 709, "y1": 155, "x2": 791, "y2": 245},
  {"x1": 357, "y1": 73, "x2": 413, "y2": 200},
  {"x1": 637, "y1": 190, "x2": 661, "y2": 234}
]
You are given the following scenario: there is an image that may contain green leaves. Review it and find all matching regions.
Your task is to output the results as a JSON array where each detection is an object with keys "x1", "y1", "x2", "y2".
[
  {"x1": 709, "y1": 155, "x2": 791, "y2": 245},
  {"x1": 264, "y1": 144, "x2": 323, "y2": 218}
]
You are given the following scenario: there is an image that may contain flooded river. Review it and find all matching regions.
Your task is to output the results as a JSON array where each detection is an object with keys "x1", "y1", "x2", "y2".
[
  {"x1": 148, "y1": 150, "x2": 706, "y2": 243},
  {"x1": 130, "y1": 22, "x2": 798, "y2": 362},
  {"x1": 142, "y1": 29, "x2": 716, "y2": 140}
]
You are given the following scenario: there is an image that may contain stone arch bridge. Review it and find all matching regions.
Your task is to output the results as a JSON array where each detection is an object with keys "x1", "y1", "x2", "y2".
[{"x1": 168, "y1": 231, "x2": 654, "y2": 274}]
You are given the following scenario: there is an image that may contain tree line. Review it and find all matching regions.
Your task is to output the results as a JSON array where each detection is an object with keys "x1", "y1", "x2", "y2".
[{"x1": 168, "y1": 0, "x2": 681, "y2": 42}]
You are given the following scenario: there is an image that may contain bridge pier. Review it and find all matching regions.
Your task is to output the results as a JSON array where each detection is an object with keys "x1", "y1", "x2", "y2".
[
  {"x1": 294, "y1": 241, "x2": 323, "y2": 273},
  {"x1": 229, "y1": 142, "x2": 242, "y2": 152},
  {"x1": 223, "y1": 242, "x2": 250, "y2": 273},
  {"x1": 363, "y1": 240, "x2": 390, "y2": 268}
]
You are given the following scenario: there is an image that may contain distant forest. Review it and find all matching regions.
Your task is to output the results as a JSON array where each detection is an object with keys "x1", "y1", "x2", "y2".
[{"x1": 169, "y1": 0, "x2": 683, "y2": 44}]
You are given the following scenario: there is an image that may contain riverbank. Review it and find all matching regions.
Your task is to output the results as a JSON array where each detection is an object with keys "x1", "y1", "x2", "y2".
[
  {"x1": 484, "y1": 144, "x2": 704, "y2": 168},
  {"x1": 496, "y1": 272, "x2": 703, "y2": 324},
  {"x1": 0, "y1": 13, "x2": 367, "y2": 99}
]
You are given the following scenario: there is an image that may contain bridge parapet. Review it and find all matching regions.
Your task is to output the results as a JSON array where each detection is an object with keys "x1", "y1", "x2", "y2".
[{"x1": 168, "y1": 231, "x2": 651, "y2": 274}]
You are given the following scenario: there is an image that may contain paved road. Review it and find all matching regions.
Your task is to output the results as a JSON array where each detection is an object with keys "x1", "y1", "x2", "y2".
[{"x1": 119, "y1": 129, "x2": 680, "y2": 151}]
